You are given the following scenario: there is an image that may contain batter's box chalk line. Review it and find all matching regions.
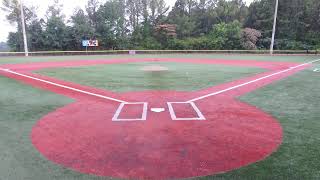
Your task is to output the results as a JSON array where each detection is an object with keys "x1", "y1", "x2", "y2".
[
  {"x1": 112, "y1": 102, "x2": 148, "y2": 121},
  {"x1": 112, "y1": 102, "x2": 206, "y2": 121},
  {"x1": 167, "y1": 102, "x2": 206, "y2": 121}
]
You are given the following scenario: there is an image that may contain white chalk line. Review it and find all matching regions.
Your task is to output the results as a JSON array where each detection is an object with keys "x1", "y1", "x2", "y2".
[
  {"x1": 1, "y1": 58, "x2": 319, "y2": 117},
  {"x1": 187, "y1": 59, "x2": 320, "y2": 103},
  {"x1": 112, "y1": 102, "x2": 148, "y2": 121},
  {"x1": 167, "y1": 102, "x2": 206, "y2": 121},
  {"x1": 0, "y1": 68, "x2": 127, "y2": 103}
]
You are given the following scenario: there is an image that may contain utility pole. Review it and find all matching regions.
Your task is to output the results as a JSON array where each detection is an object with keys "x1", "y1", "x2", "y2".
[
  {"x1": 270, "y1": 0, "x2": 279, "y2": 54},
  {"x1": 20, "y1": 0, "x2": 29, "y2": 56}
]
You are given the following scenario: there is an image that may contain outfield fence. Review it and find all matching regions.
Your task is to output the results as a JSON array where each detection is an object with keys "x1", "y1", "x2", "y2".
[{"x1": 0, "y1": 50, "x2": 319, "y2": 57}]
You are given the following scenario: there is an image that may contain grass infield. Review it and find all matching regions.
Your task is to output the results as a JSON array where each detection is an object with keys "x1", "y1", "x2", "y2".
[{"x1": 35, "y1": 62, "x2": 264, "y2": 92}]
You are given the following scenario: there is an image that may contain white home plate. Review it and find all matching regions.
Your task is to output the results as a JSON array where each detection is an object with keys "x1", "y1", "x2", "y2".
[{"x1": 151, "y1": 108, "x2": 165, "y2": 113}]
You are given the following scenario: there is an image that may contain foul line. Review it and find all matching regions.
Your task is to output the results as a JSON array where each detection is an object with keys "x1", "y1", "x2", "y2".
[
  {"x1": 187, "y1": 59, "x2": 320, "y2": 103},
  {"x1": 0, "y1": 68, "x2": 127, "y2": 103},
  {"x1": 1, "y1": 58, "x2": 319, "y2": 104}
]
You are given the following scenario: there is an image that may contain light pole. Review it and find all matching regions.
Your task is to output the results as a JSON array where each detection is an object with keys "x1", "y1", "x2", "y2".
[
  {"x1": 270, "y1": 0, "x2": 279, "y2": 54},
  {"x1": 20, "y1": 0, "x2": 29, "y2": 56}
]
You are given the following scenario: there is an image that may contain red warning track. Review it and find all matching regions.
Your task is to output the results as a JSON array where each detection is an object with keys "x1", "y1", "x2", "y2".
[{"x1": 0, "y1": 58, "x2": 309, "y2": 179}]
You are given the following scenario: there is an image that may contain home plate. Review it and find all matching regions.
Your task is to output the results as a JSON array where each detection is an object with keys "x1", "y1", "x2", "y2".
[{"x1": 151, "y1": 108, "x2": 165, "y2": 113}]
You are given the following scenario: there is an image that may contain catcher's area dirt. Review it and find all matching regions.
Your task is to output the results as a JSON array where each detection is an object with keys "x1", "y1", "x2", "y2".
[{"x1": 0, "y1": 58, "x2": 309, "y2": 179}]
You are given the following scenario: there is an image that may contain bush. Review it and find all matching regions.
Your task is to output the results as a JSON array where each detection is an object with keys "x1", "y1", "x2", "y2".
[
  {"x1": 241, "y1": 28, "x2": 262, "y2": 50},
  {"x1": 275, "y1": 39, "x2": 312, "y2": 50},
  {"x1": 168, "y1": 37, "x2": 209, "y2": 50},
  {"x1": 141, "y1": 37, "x2": 162, "y2": 50},
  {"x1": 207, "y1": 21, "x2": 243, "y2": 50}
]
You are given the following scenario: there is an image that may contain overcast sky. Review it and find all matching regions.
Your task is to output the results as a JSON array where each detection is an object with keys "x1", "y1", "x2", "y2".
[{"x1": 0, "y1": 0, "x2": 254, "y2": 42}]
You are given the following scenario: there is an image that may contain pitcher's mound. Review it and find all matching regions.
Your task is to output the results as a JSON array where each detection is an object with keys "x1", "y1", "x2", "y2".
[{"x1": 141, "y1": 65, "x2": 169, "y2": 72}]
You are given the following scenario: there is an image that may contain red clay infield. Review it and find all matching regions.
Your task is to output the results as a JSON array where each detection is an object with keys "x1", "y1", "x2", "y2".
[{"x1": 0, "y1": 58, "x2": 309, "y2": 179}]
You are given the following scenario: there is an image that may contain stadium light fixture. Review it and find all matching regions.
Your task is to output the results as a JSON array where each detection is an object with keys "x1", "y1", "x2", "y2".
[
  {"x1": 270, "y1": 0, "x2": 279, "y2": 54},
  {"x1": 20, "y1": 0, "x2": 29, "y2": 56}
]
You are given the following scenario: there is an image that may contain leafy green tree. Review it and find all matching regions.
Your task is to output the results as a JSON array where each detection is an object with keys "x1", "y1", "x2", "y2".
[
  {"x1": 96, "y1": 0, "x2": 127, "y2": 49},
  {"x1": 86, "y1": 0, "x2": 100, "y2": 31},
  {"x1": 149, "y1": 0, "x2": 169, "y2": 25},
  {"x1": 154, "y1": 24, "x2": 177, "y2": 48},
  {"x1": 245, "y1": 0, "x2": 320, "y2": 50},
  {"x1": 3, "y1": 0, "x2": 320, "y2": 51},
  {"x1": 215, "y1": 0, "x2": 248, "y2": 23},
  {"x1": 192, "y1": 0, "x2": 218, "y2": 35},
  {"x1": 43, "y1": 0, "x2": 68, "y2": 50},
  {"x1": 207, "y1": 21, "x2": 242, "y2": 49},
  {"x1": 27, "y1": 19, "x2": 45, "y2": 51},
  {"x1": 7, "y1": 32, "x2": 20, "y2": 51},
  {"x1": 245, "y1": 0, "x2": 274, "y2": 37},
  {"x1": 304, "y1": 0, "x2": 320, "y2": 49},
  {"x1": 2, "y1": 0, "x2": 37, "y2": 51},
  {"x1": 0, "y1": 42, "x2": 9, "y2": 51},
  {"x1": 168, "y1": 0, "x2": 197, "y2": 38},
  {"x1": 70, "y1": 8, "x2": 95, "y2": 50},
  {"x1": 126, "y1": 0, "x2": 143, "y2": 30}
]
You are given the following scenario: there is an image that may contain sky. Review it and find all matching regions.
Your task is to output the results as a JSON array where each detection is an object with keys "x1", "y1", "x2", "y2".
[{"x1": 0, "y1": 0, "x2": 254, "y2": 42}]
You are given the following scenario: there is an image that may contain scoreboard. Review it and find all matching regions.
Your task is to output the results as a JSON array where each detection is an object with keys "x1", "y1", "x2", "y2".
[{"x1": 82, "y1": 40, "x2": 99, "y2": 47}]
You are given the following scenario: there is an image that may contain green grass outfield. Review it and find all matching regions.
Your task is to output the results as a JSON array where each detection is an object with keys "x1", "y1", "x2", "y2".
[
  {"x1": 0, "y1": 54, "x2": 319, "y2": 65},
  {"x1": 0, "y1": 54, "x2": 319, "y2": 179}
]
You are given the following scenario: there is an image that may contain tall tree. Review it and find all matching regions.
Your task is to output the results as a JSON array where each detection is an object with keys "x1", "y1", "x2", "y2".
[
  {"x1": 27, "y1": 19, "x2": 45, "y2": 51},
  {"x1": 215, "y1": 0, "x2": 248, "y2": 23},
  {"x1": 304, "y1": 0, "x2": 320, "y2": 47},
  {"x1": 207, "y1": 21, "x2": 243, "y2": 50},
  {"x1": 86, "y1": 0, "x2": 100, "y2": 30},
  {"x1": 0, "y1": 42, "x2": 9, "y2": 51},
  {"x1": 245, "y1": 0, "x2": 275, "y2": 48},
  {"x1": 43, "y1": 0, "x2": 68, "y2": 50},
  {"x1": 192, "y1": 0, "x2": 218, "y2": 35},
  {"x1": 149, "y1": 0, "x2": 169, "y2": 25},
  {"x1": 3, "y1": 0, "x2": 320, "y2": 51},
  {"x1": 168, "y1": 0, "x2": 197, "y2": 38},
  {"x1": 1, "y1": 0, "x2": 37, "y2": 51},
  {"x1": 70, "y1": 8, "x2": 95, "y2": 50},
  {"x1": 96, "y1": 0, "x2": 127, "y2": 49}
]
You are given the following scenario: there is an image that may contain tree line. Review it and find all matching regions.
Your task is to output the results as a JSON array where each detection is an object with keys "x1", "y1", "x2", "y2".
[
  {"x1": 0, "y1": 41, "x2": 9, "y2": 51},
  {"x1": 2, "y1": 0, "x2": 320, "y2": 52}
]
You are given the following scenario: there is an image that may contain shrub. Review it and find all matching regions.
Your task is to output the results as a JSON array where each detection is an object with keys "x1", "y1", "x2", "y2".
[
  {"x1": 207, "y1": 21, "x2": 243, "y2": 50},
  {"x1": 241, "y1": 28, "x2": 262, "y2": 50}
]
